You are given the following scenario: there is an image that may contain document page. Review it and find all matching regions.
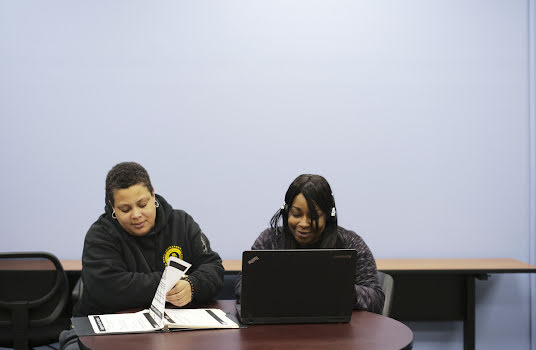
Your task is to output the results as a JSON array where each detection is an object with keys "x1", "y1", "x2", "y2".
[
  {"x1": 88, "y1": 310, "x2": 160, "y2": 334},
  {"x1": 164, "y1": 308, "x2": 239, "y2": 329},
  {"x1": 147, "y1": 270, "x2": 167, "y2": 328}
]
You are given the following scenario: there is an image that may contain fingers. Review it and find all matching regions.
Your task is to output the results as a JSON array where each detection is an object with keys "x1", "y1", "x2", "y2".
[{"x1": 166, "y1": 280, "x2": 192, "y2": 307}]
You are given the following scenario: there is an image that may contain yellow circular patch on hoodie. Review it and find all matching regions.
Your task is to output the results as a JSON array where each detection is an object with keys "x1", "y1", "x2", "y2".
[{"x1": 163, "y1": 245, "x2": 183, "y2": 265}]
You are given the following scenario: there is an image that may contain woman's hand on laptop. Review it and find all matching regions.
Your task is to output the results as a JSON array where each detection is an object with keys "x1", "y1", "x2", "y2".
[{"x1": 166, "y1": 278, "x2": 192, "y2": 307}]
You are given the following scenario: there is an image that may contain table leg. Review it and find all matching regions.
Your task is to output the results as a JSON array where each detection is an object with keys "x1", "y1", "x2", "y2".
[{"x1": 463, "y1": 276, "x2": 475, "y2": 350}]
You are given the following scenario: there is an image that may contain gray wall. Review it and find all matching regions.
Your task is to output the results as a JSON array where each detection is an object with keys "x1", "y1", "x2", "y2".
[{"x1": 1, "y1": 1, "x2": 534, "y2": 349}]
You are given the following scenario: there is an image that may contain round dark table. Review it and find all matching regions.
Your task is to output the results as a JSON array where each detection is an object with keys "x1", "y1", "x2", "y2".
[{"x1": 80, "y1": 300, "x2": 413, "y2": 350}]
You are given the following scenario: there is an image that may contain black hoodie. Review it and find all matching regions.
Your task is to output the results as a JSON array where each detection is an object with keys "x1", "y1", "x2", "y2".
[{"x1": 73, "y1": 194, "x2": 224, "y2": 316}]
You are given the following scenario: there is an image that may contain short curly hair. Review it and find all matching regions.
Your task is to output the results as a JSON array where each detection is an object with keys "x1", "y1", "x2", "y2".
[{"x1": 105, "y1": 162, "x2": 154, "y2": 206}]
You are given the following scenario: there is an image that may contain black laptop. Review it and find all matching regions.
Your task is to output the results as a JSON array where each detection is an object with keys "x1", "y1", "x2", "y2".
[{"x1": 237, "y1": 249, "x2": 356, "y2": 325}]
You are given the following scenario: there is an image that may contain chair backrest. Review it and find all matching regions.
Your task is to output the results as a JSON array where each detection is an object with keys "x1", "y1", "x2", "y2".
[
  {"x1": 377, "y1": 271, "x2": 394, "y2": 317},
  {"x1": 72, "y1": 277, "x2": 83, "y2": 305},
  {"x1": 0, "y1": 252, "x2": 70, "y2": 350},
  {"x1": 216, "y1": 273, "x2": 238, "y2": 300}
]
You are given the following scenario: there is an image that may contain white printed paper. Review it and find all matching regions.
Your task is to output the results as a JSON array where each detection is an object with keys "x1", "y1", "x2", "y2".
[
  {"x1": 164, "y1": 308, "x2": 239, "y2": 329},
  {"x1": 88, "y1": 310, "x2": 159, "y2": 334}
]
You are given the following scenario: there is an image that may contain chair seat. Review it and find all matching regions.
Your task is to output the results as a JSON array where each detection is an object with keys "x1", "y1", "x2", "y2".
[{"x1": 0, "y1": 315, "x2": 71, "y2": 348}]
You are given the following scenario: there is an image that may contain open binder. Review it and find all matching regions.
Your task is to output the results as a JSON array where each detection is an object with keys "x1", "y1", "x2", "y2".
[{"x1": 71, "y1": 257, "x2": 239, "y2": 336}]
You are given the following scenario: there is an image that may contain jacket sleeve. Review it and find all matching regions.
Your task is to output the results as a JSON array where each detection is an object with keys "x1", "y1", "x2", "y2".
[
  {"x1": 346, "y1": 232, "x2": 385, "y2": 314},
  {"x1": 234, "y1": 228, "x2": 276, "y2": 298},
  {"x1": 81, "y1": 240, "x2": 162, "y2": 314},
  {"x1": 183, "y1": 215, "x2": 224, "y2": 304}
]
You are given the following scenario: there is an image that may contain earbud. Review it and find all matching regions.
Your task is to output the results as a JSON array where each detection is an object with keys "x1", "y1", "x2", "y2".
[{"x1": 330, "y1": 192, "x2": 337, "y2": 218}]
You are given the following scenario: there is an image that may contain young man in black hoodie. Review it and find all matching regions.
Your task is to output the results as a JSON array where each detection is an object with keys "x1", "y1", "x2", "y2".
[{"x1": 61, "y1": 162, "x2": 224, "y2": 349}]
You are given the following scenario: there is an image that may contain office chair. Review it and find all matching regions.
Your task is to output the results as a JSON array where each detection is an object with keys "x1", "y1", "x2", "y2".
[
  {"x1": 377, "y1": 271, "x2": 394, "y2": 317},
  {"x1": 215, "y1": 273, "x2": 238, "y2": 300},
  {"x1": 0, "y1": 252, "x2": 71, "y2": 350},
  {"x1": 71, "y1": 278, "x2": 83, "y2": 305}
]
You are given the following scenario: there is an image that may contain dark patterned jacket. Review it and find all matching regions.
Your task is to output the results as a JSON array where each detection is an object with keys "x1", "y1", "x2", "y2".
[{"x1": 234, "y1": 226, "x2": 385, "y2": 314}]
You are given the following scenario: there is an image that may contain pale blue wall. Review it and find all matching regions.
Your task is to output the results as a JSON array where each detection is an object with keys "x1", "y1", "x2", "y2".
[{"x1": 0, "y1": 1, "x2": 534, "y2": 349}]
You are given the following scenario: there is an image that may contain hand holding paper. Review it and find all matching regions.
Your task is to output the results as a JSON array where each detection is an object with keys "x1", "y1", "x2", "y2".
[{"x1": 166, "y1": 279, "x2": 193, "y2": 307}]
